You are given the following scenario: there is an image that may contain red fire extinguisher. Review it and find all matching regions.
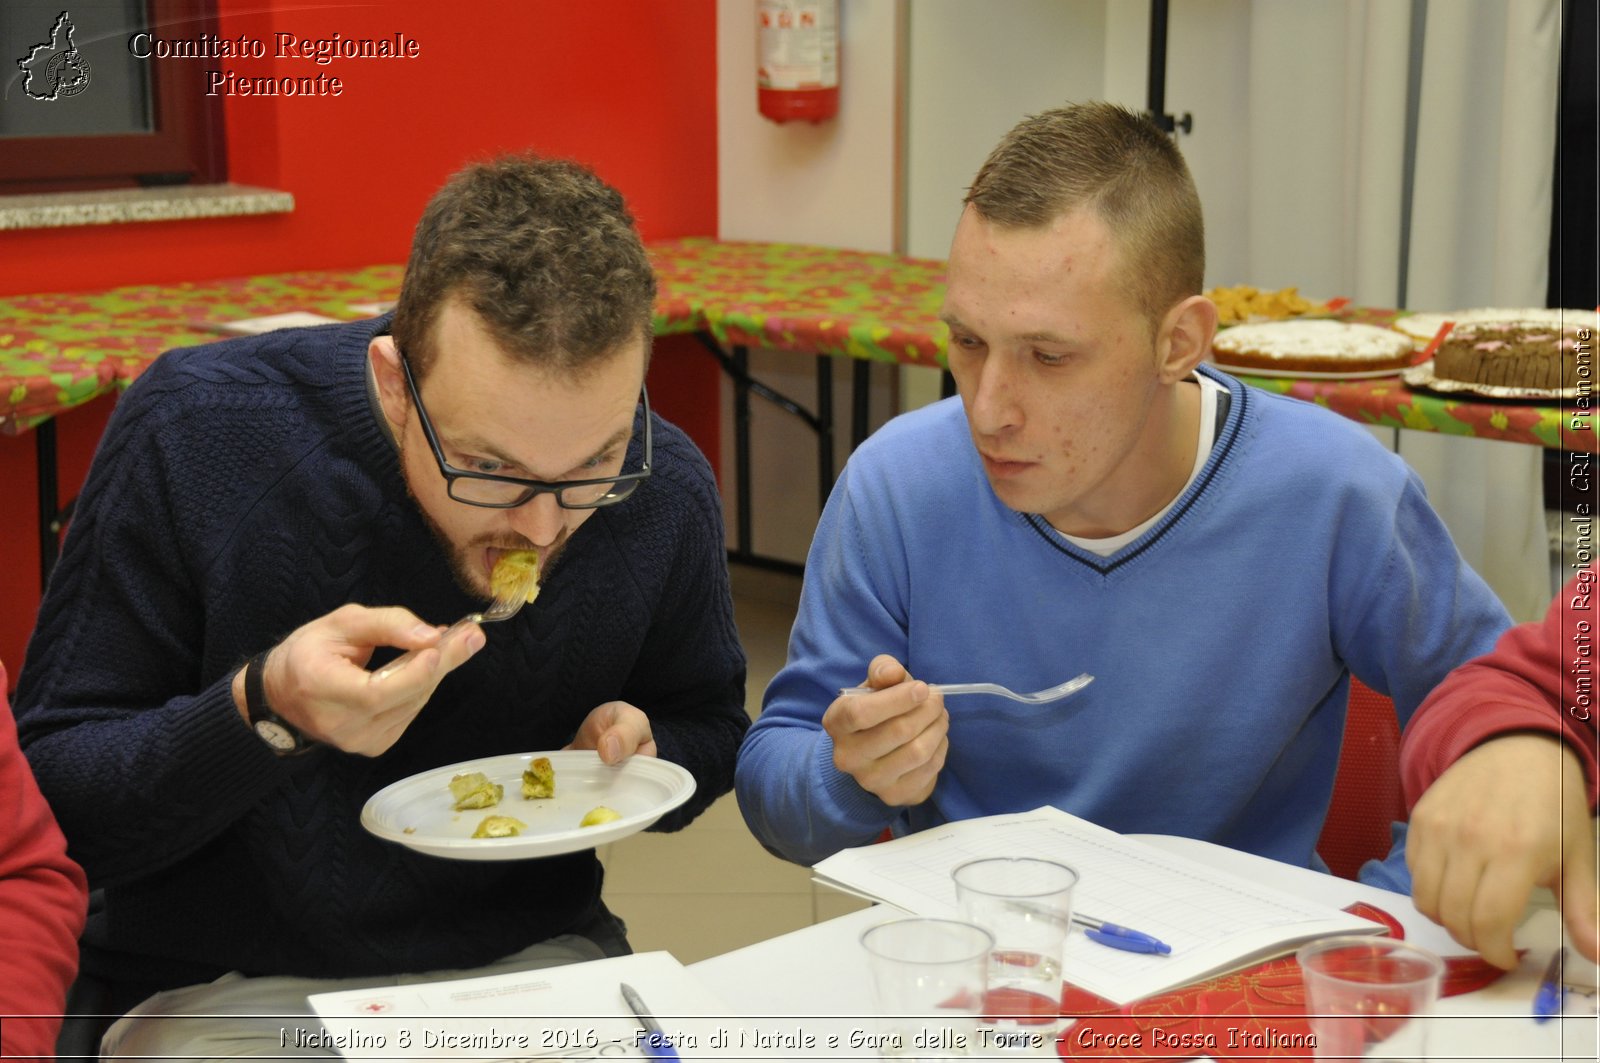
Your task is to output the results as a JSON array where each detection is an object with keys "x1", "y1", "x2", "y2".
[{"x1": 757, "y1": 0, "x2": 839, "y2": 124}]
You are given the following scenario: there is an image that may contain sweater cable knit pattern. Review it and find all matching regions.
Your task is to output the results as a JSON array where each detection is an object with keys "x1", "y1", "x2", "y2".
[{"x1": 16, "y1": 316, "x2": 747, "y2": 993}]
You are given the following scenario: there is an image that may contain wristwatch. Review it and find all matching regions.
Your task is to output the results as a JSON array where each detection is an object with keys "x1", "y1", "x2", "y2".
[{"x1": 244, "y1": 650, "x2": 312, "y2": 755}]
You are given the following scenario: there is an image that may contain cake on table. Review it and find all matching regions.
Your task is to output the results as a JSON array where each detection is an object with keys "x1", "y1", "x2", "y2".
[
  {"x1": 1431, "y1": 322, "x2": 1587, "y2": 391},
  {"x1": 1210, "y1": 320, "x2": 1415, "y2": 376},
  {"x1": 1395, "y1": 307, "x2": 1589, "y2": 346}
]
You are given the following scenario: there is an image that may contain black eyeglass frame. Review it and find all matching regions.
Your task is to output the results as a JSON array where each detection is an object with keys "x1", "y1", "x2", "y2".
[{"x1": 397, "y1": 347, "x2": 653, "y2": 510}]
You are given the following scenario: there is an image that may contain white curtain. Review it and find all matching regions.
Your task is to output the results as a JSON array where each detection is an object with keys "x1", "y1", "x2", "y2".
[
  {"x1": 913, "y1": 0, "x2": 1562, "y2": 618},
  {"x1": 1233, "y1": 0, "x2": 1559, "y2": 622},
  {"x1": 1399, "y1": 0, "x2": 1560, "y2": 623}
]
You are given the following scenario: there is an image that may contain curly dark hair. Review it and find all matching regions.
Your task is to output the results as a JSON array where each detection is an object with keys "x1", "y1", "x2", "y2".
[
  {"x1": 392, "y1": 154, "x2": 656, "y2": 380},
  {"x1": 965, "y1": 102, "x2": 1204, "y2": 334}
]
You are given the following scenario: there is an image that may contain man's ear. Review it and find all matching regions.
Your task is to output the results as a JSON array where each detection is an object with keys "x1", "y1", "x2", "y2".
[
  {"x1": 369, "y1": 336, "x2": 409, "y2": 428},
  {"x1": 1155, "y1": 295, "x2": 1219, "y2": 384}
]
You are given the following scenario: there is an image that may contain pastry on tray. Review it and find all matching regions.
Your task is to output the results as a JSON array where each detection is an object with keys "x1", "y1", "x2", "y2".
[
  {"x1": 1206, "y1": 284, "x2": 1324, "y2": 325},
  {"x1": 522, "y1": 755, "x2": 555, "y2": 799}
]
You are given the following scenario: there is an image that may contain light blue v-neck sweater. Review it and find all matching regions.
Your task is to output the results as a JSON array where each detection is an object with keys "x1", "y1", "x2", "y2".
[{"x1": 736, "y1": 367, "x2": 1510, "y2": 890}]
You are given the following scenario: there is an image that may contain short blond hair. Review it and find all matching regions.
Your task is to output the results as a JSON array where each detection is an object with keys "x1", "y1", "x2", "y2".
[{"x1": 965, "y1": 102, "x2": 1204, "y2": 331}]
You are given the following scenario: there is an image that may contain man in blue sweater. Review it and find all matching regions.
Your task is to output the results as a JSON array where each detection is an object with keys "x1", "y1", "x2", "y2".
[
  {"x1": 736, "y1": 102, "x2": 1510, "y2": 891},
  {"x1": 16, "y1": 156, "x2": 747, "y2": 1058}
]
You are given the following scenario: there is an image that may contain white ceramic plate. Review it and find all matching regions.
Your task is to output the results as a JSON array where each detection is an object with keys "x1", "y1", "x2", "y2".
[
  {"x1": 1394, "y1": 308, "x2": 1595, "y2": 344},
  {"x1": 1212, "y1": 361, "x2": 1408, "y2": 380},
  {"x1": 361, "y1": 750, "x2": 696, "y2": 861},
  {"x1": 1402, "y1": 360, "x2": 1579, "y2": 401}
]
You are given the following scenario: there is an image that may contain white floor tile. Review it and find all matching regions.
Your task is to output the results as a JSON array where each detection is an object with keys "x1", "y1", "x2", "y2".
[
  {"x1": 605, "y1": 819, "x2": 812, "y2": 896},
  {"x1": 605, "y1": 893, "x2": 815, "y2": 965},
  {"x1": 610, "y1": 564, "x2": 814, "y2": 957}
]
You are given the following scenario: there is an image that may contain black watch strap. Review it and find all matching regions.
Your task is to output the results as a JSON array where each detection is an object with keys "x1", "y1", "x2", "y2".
[{"x1": 245, "y1": 651, "x2": 311, "y2": 755}]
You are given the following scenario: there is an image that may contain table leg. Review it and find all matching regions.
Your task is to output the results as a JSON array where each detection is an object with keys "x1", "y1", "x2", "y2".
[
  {"x1": 689, "y1": 334, "x2": 887, "y2": 575},
  {"x1": 732, "y1": 345, "x2": 754, "y2": 561},
  {"x1": 37, "y1": 418, "x2": 59, "y2": 589},
  {"x1": 851, "y1": 360, "x2": 871, "y2": 451},
  {"x1": 816, "y1": 357, "x2": 834, "y2": 513},
  {"x1": 692, "y1": 333, "x2": 818, "y2": 575}
]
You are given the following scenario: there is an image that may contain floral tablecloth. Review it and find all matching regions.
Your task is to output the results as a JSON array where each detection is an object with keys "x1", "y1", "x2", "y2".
[
  {"x1": 0, "y1": 266, "x2": 403, "y2": 433},
  {"x1": 648, "y1": 237, "x2": 948, "y2": 367},
  {"x1": 1, "y1": 238, "x2": 1592, "y2": 452},
  {"x1": 1238, "y1": 372, "x2": 1583, "y2": 451}
]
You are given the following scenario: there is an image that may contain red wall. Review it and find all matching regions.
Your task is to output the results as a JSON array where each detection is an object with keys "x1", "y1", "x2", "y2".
[{"x1": 0, "y1": 0, "x2": 721, "y2": 686}]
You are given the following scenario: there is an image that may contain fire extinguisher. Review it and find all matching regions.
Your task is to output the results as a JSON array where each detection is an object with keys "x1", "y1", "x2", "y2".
[{"x1": 757, "y1": 0, "x2": 839, "y2": 124}]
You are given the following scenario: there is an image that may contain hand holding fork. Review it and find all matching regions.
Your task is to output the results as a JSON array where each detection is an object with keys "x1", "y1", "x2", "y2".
[
  {"x1": 372, "y1": 566, "x2": 538, "y2": 681},
  {"x1": 825, "y1": 656, "x2": 1094, "y2": 808},
  {"x1": 241, "y1": 601, "x2": 495, "y2": 758}
]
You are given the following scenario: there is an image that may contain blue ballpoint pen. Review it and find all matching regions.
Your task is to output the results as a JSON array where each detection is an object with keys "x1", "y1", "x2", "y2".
[
  {"x1": 1534, "y1": 947, "x2": 1567, "y2": 1023},
  {"x1": 620, "y1": 983, "x2": 682, "y2": 1061},
  {"x1": 1073, "y1": 914, "x2": 1173, "y2": 955}
]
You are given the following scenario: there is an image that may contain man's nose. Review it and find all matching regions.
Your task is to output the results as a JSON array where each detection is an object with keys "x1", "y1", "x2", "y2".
[
  {"x1": 506, "y1": 490, "x2": 567, "y2": 547},
  {"x1": 965, "y1": 354, "x2": 1024, "y2": 435}
]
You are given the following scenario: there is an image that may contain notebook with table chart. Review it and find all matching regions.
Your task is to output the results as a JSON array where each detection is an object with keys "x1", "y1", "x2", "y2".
[{"x1": 811, "y1": 806, "x2": 1380, "y2": 1005}]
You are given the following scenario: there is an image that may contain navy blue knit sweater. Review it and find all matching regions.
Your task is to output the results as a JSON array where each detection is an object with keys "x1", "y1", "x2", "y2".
[{"x1": 15, "y1": 316, "x2": 748, "y2": 993}]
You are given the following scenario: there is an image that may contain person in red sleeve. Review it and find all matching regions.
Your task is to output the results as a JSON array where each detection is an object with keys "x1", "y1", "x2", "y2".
[
  {"x1": 0, "y1": 661, "x2": 88, "y2": 1059},
  {"x1": 1403, "y1": 564, "x2": 1600, "y2": 970}
]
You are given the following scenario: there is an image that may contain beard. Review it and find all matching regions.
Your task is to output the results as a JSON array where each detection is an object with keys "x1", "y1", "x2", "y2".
[
  {"x1": 419, "y1": 509, "x2": 572, "y2": 602},
  {"x1": 396, "y1": 434, "x2": 571, "y2": 601}
]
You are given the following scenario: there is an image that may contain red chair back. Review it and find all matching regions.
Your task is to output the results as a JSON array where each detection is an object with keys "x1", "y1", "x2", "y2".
[{"x1": 1316, "y1": 677, "x2": 1405, "y2": 880}]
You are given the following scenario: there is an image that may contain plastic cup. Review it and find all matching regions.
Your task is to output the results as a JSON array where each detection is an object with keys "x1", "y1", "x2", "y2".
[
  {"x1": 1297, "y1": 936, "x2": 1444, "y2": 1061},
  {"x1": 952, "y1": 857, "x2": 1078, "y2": 1051},
  {"x1": 861, "y1": 918, "x2": 993, "y2": 1060}
]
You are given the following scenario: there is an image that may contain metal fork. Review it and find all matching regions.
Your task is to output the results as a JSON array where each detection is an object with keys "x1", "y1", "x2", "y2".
[
  {"x1": 837, "y1": 672, "x2": 1094, "y2": 705},
  {"x1": 372, "y1": 572, "x2": 536, "y2": 681}
]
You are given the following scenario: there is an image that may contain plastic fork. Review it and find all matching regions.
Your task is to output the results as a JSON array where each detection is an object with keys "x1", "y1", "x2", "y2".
[
  {"x1": 372, "y1": 571, "x2": 537, "y2": 681},
  {"x1": 837, "y1": 672, "x2": 1094, "y2": 704}
]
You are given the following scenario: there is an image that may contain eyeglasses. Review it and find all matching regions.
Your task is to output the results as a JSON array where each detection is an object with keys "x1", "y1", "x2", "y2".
[{"x1": 397, "y1": 347, "x2": 652, "y2": 510}]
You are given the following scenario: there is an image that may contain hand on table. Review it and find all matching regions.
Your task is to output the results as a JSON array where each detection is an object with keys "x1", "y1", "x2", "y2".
[
  {"x1": 567, "y1": 701, "x2": 658, "y2": 764},
  {"x1": 825, "y1": 654, "x2": 949, "y2": 806},
  {"x1": 232, "y1": 604, "x2": 486, "y2": 756},
  {"x1": 1407, "y1": 732, "x2": 1599, "y2": 968}
]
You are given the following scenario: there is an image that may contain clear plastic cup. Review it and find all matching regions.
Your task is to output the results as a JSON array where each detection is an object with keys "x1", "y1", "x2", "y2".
[
  {"x1": 952, "y1": 857, "x2": 1078, "y2": 1051},
  {"x1": 861, "y1": 917, "x2": 993, "y2": 1060},
  {"x1": 1297, "y1": 936, "x2": 1444, "y2": 1061}
]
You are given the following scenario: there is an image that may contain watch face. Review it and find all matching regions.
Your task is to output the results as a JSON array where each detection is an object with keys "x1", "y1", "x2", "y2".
[{"x1": 254, "y1": 719, "x2": 299, "y2": 752}]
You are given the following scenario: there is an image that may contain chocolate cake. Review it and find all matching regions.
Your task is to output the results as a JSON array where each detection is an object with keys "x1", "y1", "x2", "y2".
[{"x1": 1432, "y1": 323, "x2": 1586, "y2": 391}]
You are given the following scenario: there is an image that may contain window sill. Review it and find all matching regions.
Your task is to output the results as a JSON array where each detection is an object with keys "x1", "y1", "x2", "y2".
[{"x1": 0, "y1": 183, "x2": 293, "y2": 230}]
